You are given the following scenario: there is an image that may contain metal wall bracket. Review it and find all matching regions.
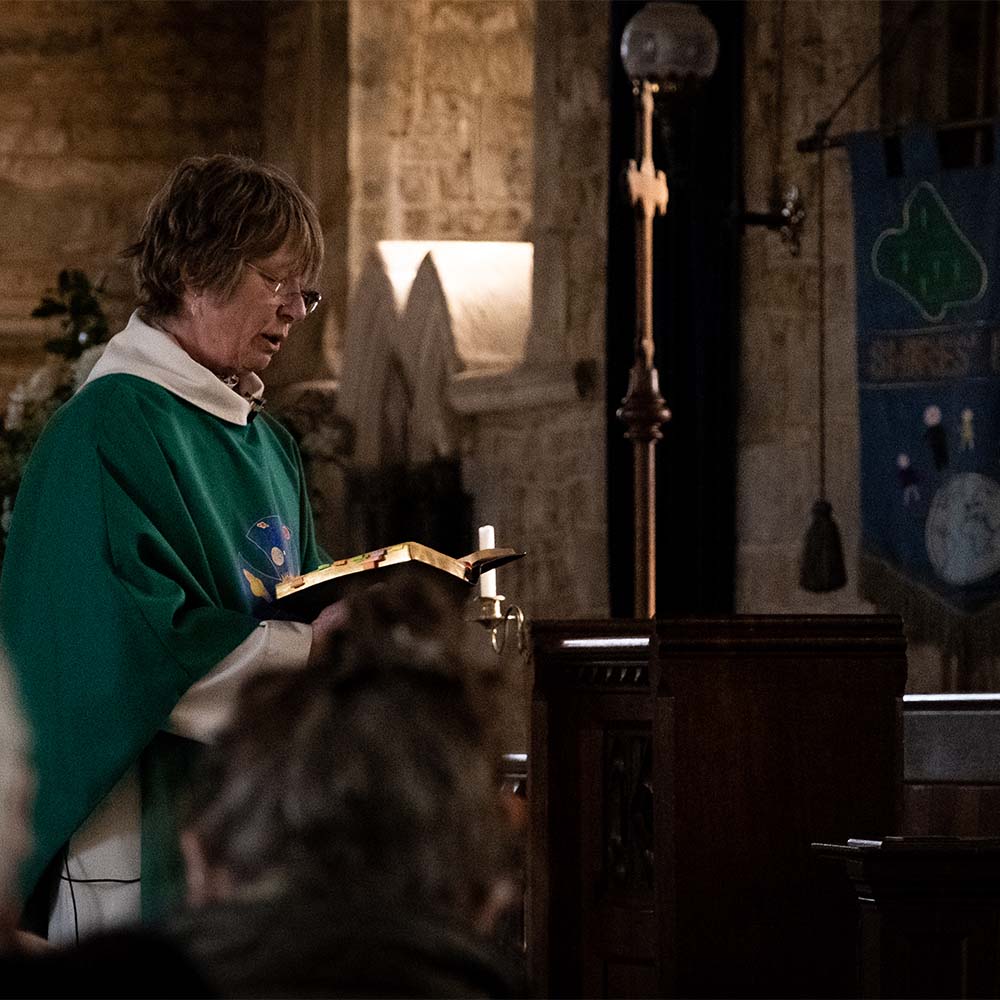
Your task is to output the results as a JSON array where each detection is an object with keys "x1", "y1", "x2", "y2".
[{"x1": 741, "y1": 185, "x2": 806, "y2": 256}]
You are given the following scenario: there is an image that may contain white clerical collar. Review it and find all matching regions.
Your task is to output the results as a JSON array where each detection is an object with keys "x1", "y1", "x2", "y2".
[{"x1": 85, "y1": 311, "x2": 265, "y2": 426}]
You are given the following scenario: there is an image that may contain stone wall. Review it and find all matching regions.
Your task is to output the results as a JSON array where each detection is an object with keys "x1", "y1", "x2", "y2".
[
  {"x1": 739, "y1": 0, "x2": 948, "y2": 690},
  {"x1": 514, "y1": 0, "x2": 610, "y2": 616},
  {"x1": 331, "y1": 0, "x2": 607, "y2": 624},
  {"x1": 0, "y1": 0, "x2": 268, "y2": 400},
  {"x1": 259, "y1": 0, "x2": 349, "y2": 391},
  {"x1": 346, "y1": 0, "x2": 534, "y2": 291},
  {"x1": 444, "y1": 0, "x2": 609, "y2": 628},
  {"x1": 739, "y1": 0, "x2": 878, "y2": 619}
]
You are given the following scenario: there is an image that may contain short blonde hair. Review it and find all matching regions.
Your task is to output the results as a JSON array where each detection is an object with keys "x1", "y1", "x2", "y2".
[{"x1": 124, "y1": 154, "x2": 324, "y2": 319}]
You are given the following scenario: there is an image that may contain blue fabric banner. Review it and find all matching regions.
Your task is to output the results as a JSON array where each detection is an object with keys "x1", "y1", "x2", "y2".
[{"x1": 847, "y1": 124, "x2": 1000, "y2": 667}]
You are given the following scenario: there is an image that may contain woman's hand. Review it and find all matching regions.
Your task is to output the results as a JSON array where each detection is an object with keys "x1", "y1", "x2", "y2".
[{"x1": 307, "y1": 599, "x2": 347, "y2": 669}]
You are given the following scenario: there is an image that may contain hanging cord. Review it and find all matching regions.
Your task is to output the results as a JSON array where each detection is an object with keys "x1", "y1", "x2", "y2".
[
  {"x1": 799, "y1": 1, "x2": 931, "y2": 152},
  {"x1": 799, "y1": 135, "x2": 845, "y2": 594},
  {"x1": 799, "y1": 1, "x2": 932, "y2": 595},
  {"x1": 808, "y1": 1, "x2": 931, "y2": 499},
  {"x1": 770, "y1": 0, "x2": 788, "y2": 205},
  {"x1": 816, "y1": 142, "x2": 827, "y2": 499},
  {"x1": 798, "y1": 131, "x2": 847, "y2": 593}
]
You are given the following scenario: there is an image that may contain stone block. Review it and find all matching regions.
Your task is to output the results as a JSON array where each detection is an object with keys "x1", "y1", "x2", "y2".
[
  {"x1": 478, "y1": 95, "x2": 531, "y2": 149},
  {"x1": 353, "y1": 203, "x2": 389, "y2": 246},
  {"x1": 436, "y1": 156, "x2": 474, "y2": 201},
  {"x1": 67, "y1": 124, "x2": 131, "y2": 160},
  {"x1": 352, "y1": 80, "x2": 413, "y2": 140},
  {"x1": 1, "y1": 3, "x2": 101, "y2": 56},
  {"x1": 529, "y1": 232, "x2": 567, "y2": 363},
  {"x1": 0, "y1": 90, "x2": 37, "y2": 124},
  {"x1": 824, "y1": 415, "x2": 861, "y2": 525},
  {"x1": 484, "y1": 34, "x2": 533, "y2": 99},
  {"x1": 422, "y1": 33, "x2": 488, "y2": 93},
  {"x1": 174, "y1": 88, "x2": 259, "y2": 125},
  {"x1": 479, "y1": 2, "x2": 524, "y2": 37},
  {"x1": 420, "y1": 91, "x2": 477, "y2": 145},
  {"x1": 737, "y1": 439, "x2": 813, "y2": 546},
  {"x1": 0, "y1": 122, "x2": 67, "y2": 156},
  {"x1": 0, "y1": 154, "x2": 152, "y2": 194},
  {"x1": 427, "y1": 2, "x2": 480, "y2": 36},
  {"x1": 107, "y1": 31, "x2": 211, "y2": 88},
  {"x1": 397, "y1": 164, "x2": 434, "y2": 205},
  {"x1": 433, "y1": 204, "x2": 481, "y2": 239},
  {"x1": 557, "y1": 118, "x2": 606, "y2": 177},
  {"x1": 402, "y1": 207, "x2": 432, "y2": 239},
  {"x1": 735, "y1": 544, "x2": 798, "y2": 613},
  {"x1": 0, "y1": 263, "x2": 51, "y2": 300}
]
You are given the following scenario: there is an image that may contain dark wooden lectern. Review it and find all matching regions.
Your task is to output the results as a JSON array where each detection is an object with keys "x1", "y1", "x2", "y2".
[{"x1": 528, "y1": 615, "x2": 907, "y2": 998}]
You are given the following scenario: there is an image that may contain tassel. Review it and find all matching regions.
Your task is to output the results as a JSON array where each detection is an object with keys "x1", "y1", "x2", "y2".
[{"x1": 799, "y1": 499, "x2": 847, "y2": 593}]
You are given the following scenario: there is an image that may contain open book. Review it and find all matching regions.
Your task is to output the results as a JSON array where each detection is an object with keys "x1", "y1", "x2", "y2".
[{"x1": 274, "y1": 542, "x2": 525, "y2": 621}]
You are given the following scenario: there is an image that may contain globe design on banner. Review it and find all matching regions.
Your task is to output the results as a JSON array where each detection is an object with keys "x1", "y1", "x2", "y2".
[{"x1": 925, "y1": 473, "x2": 1000, "y2": 585}]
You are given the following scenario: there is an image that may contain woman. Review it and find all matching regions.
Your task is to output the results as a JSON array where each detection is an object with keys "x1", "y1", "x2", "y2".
[{"x1": 0, "y1": 154, "x2": 343, "y2": 943}]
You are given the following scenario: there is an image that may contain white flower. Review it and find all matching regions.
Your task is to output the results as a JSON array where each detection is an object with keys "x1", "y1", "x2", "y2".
[
  {"x1": 4, "y1": 390, "x2": 25, "y2": 432},
  {"x1": 24, "y1": 363, "x2": 63, "y2": 404},
  {"x1": 72, "y1": 344, "x2": 107, "y2": 392},
  {"x1": 4, "y1": 359, "x2": 71, "y2": 430}
]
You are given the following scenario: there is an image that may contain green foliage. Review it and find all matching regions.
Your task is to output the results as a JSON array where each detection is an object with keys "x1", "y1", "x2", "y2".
[
  {"x1": 31, "y1": 268, "x2": 110, "y2": 359},
  {"x1": 0, "y1": 371, "x2": 72, "y2": 564},
  {"x1": 0, "y1": 269, "x2": 112, "y2": 562}
]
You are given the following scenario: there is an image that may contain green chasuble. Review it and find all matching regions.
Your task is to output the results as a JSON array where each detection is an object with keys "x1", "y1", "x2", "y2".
[{"x1": 0, "y1": 372, "x2": 325, "y2": 917}]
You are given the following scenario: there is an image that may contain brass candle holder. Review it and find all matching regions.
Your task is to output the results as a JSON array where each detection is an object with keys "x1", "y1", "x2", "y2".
[{"x1": 471, "y1": 593, "x2": 526, "y2": 655}]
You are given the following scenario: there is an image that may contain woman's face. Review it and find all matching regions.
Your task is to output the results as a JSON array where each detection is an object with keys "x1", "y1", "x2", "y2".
[{"x1": 177, "y1": 242, "x2": 310, "y2": 378}]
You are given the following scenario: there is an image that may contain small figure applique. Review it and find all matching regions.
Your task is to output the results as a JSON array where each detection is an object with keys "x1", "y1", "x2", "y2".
[
  {"x1": 897, "y1": 453, "x2": 921, "y2": 505},
  {"x1": 960, "y1": 406, "x2": 975, "y2": 452},
  {"x1": 923, "y1": 404, "x2": 949, "y2": 470}
]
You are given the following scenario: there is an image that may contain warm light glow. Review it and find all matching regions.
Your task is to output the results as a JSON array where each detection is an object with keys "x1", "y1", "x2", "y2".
[
  {"x1": 375, "y1": 241, "x2": 444, "y2": 309},
  {"x1": 560, "y1": 637, "x2": 650, "y2": 649},
  {"x1": 377, "y1": 240, "x2": 531, "y2": 309},
  {"x1": 403, "y1": 241, "x2": 533, "y2": 372},
  {"x1": 904, "y1": 693, "x2": 1000, "y2": 702}
]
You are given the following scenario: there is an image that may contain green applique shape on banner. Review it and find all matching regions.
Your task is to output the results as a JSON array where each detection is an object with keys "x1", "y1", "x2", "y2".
[{"x1": 872, "y1": 181, "x2": 987, "y2": 322}]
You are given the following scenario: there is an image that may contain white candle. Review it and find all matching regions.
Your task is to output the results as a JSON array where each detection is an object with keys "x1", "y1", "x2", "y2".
[{"x1": 478, "y1": 524, "x2": 497, "y2": 598}]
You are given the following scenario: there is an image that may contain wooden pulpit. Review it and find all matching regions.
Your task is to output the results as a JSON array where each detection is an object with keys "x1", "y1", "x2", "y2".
[{"x1": 527, "y1": 615, "x2": 907, "y2": 998}]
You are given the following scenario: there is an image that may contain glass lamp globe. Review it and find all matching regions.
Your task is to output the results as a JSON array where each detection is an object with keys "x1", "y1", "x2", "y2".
[{"x1": 620, "y1": 2, "x2": 719, "y2": 85}]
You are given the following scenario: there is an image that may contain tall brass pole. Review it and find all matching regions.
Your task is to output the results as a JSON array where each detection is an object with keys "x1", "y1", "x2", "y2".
[{"x1": 617, "y1": 80, "x2": 671, "y2": 619}]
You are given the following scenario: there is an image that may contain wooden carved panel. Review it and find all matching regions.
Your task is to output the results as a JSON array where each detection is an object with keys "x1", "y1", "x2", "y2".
[{"x1": 604, "y1": 727, "x2": 654, "y2": 893}]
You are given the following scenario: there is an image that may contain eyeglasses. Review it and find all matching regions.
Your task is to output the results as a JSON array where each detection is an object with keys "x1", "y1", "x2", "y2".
[{"x1": 245, "y1": 262, "x2": 322, "y2": 315}]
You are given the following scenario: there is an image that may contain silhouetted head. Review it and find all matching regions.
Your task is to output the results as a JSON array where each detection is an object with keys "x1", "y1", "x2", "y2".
[{"x1": 183, "y1": 578, "x2": 518, "y2": 929}]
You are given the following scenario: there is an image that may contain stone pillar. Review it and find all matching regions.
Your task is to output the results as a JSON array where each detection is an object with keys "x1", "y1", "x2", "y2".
[{"x1": 262, "y1": 0, "x2": 349, "y2": 389}]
